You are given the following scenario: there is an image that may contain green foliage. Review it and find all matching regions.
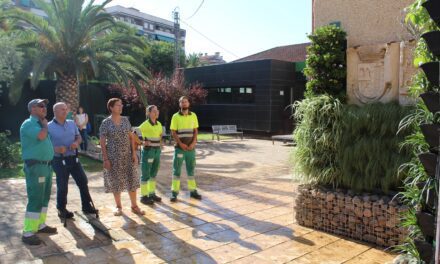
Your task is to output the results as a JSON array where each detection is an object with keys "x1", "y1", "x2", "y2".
[
  {"x1": 0, "y1": 34, "x2": 22, "y2": 85},
  {"x1": 303, "y1": 25, "x2": 347, "y2": 100},
  {"x1": 186, "y1": 53, "x2": 203, "y2": 68},
  {"x1": 2, "y1": 0, "x2": 150, "y2": 105},
  {"x1": 337, "y1": 103, "x2": 413, "y2": 192},
  {"x1": 78, "y1": 155, "x2": 102, "y2": 173},
  {"x1": 292, "y1": 95, "x2": 343, "y2": 187},
  {"x1": 292, "y1": 95, "x2": 412, "y2": 193},
  {"x1": 395, "y1": 0, "x2": 440, "y2": 259},
  {"x1": 143, "y1": 41, "x2": 185, "y2": 76},
  {"x1": 0, "y1": 130, "x2": 21, "y2": 169},
  {"x1": 0, "y1": 0, "x2": 22, "y2": 93}
]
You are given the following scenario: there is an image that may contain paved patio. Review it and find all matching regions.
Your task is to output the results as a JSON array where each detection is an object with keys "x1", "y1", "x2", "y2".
[{"x1": 0, "y1": 139, "x2": 396, "y2": 263}]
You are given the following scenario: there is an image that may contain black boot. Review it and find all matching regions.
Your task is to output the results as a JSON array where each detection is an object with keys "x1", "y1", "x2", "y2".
[
  {"x1": 140, "y1": 196, "x2": 154, "y2": 205},
  {"x1": 22, "y1": 234, "x2": 42, "y2": 245},
  {"x1": 82, "y1": 207, "x2": 99, "y2": 215},
  {"x1": 58, "y1": 208, "x2": 74, "y2": 219},
  {"x1": 190, "y1": 190, "x2": 202, "y2": 200},
  {"x1": 170, "y1": 191, "x2": 178, "y2": 202},
  {"x1": 151, "y1": 193, "x2": 162, "y2": 202}
]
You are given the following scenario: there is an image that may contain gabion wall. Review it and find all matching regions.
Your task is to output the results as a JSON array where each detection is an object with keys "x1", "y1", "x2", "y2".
[{"x1": 295, "y1": 185, "x2": 408, "y2": 247}]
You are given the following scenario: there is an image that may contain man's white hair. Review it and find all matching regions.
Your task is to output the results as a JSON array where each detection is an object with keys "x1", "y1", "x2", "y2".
[{"x1": 53, "y1": 102, "x2": 66, "y2": 112}]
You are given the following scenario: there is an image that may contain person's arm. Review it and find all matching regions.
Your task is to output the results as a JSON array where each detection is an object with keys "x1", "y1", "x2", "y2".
[
  {"x1": 130, "y1": 133, "x2": 137, "y2": 153},
  {"x1": 188, "y1": 115, "x2": 199, "y2": 150},
  {"x1": 100, "y1": 135, "x2": 111, "y2": 169},
  {"x1": 70, "y1": 125, "x2": 82, "y2": 150},
  {"x1": 83, "y1": 113, "x2": 89, "y2": 128},
  {"x1": 70, "y1": 134, "x2": 82, "y2": 150},
  {"x1": 129, "y1": 132, "x2": 138, "y2": 163},
  {"x1": 188, "y1": 128, "x2": 198, "y2": 150},
  {"x1": 170, "y1": 115, "x2": 188, "y2": 150},
  {"x1": 171, "y1": 130, "x2": 188, "y2": 150},
  {"x1": 37, "y1": 118, "x2": 49, "y2": 140}
]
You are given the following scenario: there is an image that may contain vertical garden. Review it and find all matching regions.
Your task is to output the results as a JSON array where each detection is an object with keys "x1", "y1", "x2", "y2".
[
  {"x1": 293, "y1": 25, "x2": 412, "y2": 194},
  {"x1": 397, "y1": 0, "x2": 440, "y2": 263}
]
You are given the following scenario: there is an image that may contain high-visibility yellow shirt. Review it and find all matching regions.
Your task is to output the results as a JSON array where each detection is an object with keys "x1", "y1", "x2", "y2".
[
  {"x1": 170, "y1": 111, "x2": 199, "y2": 146},
  {"x1": 138, "y1": 119, "x2": 162, "y2": 147}
]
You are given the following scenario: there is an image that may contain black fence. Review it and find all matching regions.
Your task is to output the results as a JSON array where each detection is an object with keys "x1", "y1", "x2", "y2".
[{"x1": 0, "y1": 80, "x2": 112, "y2": 137}]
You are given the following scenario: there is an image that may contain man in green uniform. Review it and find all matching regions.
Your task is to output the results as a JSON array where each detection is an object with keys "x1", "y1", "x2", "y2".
[
  {"x1": 138, "y1": 105, "x2": 163, "y2": 205},
  {"x1": 20, "y1": 99, "x2": 57, "y2": 245},
  {"x1": 170, "y1": 96, "x2": 202, "y2": 202}
]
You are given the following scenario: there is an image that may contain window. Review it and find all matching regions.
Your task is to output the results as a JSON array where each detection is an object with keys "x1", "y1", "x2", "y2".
[
  {"x1": 20, "y1": 0, "x2": 31, "y2": 7},
  {"x1": 206, "y1": 87, "x2": 255, "y2": 104},
  {"x1": 329, "y1": 21, "x2": 341, "y2": 28}
]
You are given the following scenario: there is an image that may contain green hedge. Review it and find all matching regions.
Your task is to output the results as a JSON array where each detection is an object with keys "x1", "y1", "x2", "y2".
[
  {"x1": 292, "y1": 95, "x2": 413, "y2": 193},
  {"x1": 0, "y1": 131, "x2": 21, "y2": 168},
  {"x1": 303, "y1": 25, "x2": 347, "y2": 100}
]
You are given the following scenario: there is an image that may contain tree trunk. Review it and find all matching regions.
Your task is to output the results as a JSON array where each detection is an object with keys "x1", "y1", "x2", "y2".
[{"x1": 55, "y1": 74, "x2": 79, "y2": 110}]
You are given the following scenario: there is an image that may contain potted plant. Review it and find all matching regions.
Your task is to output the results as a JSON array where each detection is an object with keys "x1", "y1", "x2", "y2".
[
  {"x1": 422, "y1": 0, "x2": 440, "y2": 27},
  {"x1": 418, "y1": 152, "x2": 437, "y2": 178},
  {"x1": 420, "y1": 91, "x2": 440, "y2": 114},
  {"x1": 421, "y1": 31, "x2": 440, "y2": 58},
  {"x1": 420, "y1": 124, "x2": 440, "y2": 152}
]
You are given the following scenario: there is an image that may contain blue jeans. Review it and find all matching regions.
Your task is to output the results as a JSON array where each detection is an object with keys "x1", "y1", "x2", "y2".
[
  {"x1": 79, "y1": 129, "x2": 88, "y2": 151},
  {"x1": 52, "y1": 156, "x2": 93, "y2": 211}
]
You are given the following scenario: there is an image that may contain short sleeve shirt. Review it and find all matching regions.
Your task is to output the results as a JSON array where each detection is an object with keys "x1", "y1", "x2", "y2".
[
  {"x1": 138, "y1": 119, "x2": 163, "y2": 147},
  {"x1": 170, "y1": 111, "x2": 199, "y2": 146},
  {"x1": 48, "y1": 119, "x2": 80, "y2": 157},
  {"x1": 20, "y1": 115, "x2": 54, "y2": 161}
]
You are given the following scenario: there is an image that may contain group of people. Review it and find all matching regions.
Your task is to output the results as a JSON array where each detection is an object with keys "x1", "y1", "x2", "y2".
[{"x1": 19, "y1": 96, "x2": 201, "y2": 246}]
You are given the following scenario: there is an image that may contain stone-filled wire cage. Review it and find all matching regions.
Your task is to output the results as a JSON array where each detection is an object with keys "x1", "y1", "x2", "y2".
[{"x1": 295, "y1": 186, "x2": 407, "y2": 247}]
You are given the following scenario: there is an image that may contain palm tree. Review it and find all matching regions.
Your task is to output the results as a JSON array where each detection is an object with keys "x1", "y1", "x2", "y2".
[
  {"x1": 185, "y1": 52, "x2": 202, "y2": 68},
  {"x1": 0, "y1": 0, "x2": 22, "y2": 88},
  {"x1": 2, "y1": 0, "x2": 149, "y2": 108}
]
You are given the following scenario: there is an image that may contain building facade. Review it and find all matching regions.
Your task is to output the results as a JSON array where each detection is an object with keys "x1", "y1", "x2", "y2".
[
  {"x1": 312, "y1": 0, "x2": 416, "y2": 105},
  {"x1": 312, "y1": 0, "x2": 413, "y2": 47},
  {"x1": 185, "y1": 60, "x2": 306, "y2": 134},
  {"x1": 105, "y1": 5, "x2": 186, "y2": 48},
  {"x1": 12, "y1": 2, "x2": 185, "y2": 47},
  {"x1": 199, "y1": 52, "x2": 226, "y2": 65},
  {"x1": 13, "y1": 0, "x2": 48, "y2": 17}
]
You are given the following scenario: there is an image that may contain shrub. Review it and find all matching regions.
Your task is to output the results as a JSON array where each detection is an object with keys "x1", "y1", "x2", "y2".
[
  {"x1": 108, "y1": 72, "x2": 207, "y2": 126},
  {"x1": 292, "y1": 95, "x2": 343, "y2": 187},
  {"x1": 303, "y1": 25, "x2": 347, "y2": 100},
  {"x1": 292, "y1": 96, "x2": 412, "y2": 193},
  {"x1": 0, "y1": 130, "x2": 21, "y2": 168}
]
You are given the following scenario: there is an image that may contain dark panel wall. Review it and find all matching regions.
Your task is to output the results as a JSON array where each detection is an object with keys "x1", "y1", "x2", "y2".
[
  {"x1": 185, "y1": 60, "x2": 304, "y2": 133},
  {"x1": 0, "y1": 81, "x2": 112, "y2": 136}
]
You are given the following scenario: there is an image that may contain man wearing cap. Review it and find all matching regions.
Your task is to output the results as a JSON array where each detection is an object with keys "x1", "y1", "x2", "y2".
[
  {"x1": 20, "y1": 99, "x2": 57, "y2": 245},
  {"x1": 169, "y1": 96, "x2": 202, "y2": 202},
  {"x1": 48, "y1": 102, "x2": 98, "y2": 220}
]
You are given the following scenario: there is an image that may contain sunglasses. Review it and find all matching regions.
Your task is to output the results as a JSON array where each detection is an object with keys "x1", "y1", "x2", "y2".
[{"x1": 36, "y1": 104, "x2": 46, "y2": 108}]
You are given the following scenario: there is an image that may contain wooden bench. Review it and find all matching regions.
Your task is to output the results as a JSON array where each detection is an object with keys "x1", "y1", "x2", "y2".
[
  {"x1": 271, "y1": 134, "x2": 294, "y2": 145},
  {"x1": 212, "y1": 125, "x2": 243, "y2": 141}
]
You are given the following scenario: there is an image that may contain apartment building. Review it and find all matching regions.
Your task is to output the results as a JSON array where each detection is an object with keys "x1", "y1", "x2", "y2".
[
  {"x1": 105, "y1": 5, "x2": 186, "y2": 48},
  {"x1": 12, "y1": 2, "x2": 186, "y2": 47}
]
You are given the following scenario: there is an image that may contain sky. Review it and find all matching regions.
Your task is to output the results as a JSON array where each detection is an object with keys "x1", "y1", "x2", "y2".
[{"x1": 98, "y1": 0, "x2": 312, "y2": 62}]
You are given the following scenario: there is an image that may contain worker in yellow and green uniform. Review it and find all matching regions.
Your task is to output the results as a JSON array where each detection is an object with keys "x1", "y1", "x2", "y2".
[
  {"x1": 20, "y1": 99, "x2": 57, "y2": 246},
  {"x1": 138, "y1": 105, "x2": 163, "y2": 205},
  {"x1": 170, "y1": 96, "x2": 202, "y2": 202}
]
